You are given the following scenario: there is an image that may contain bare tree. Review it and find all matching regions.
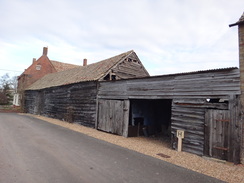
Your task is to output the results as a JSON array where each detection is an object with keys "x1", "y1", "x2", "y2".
[{"x1": 0, "y1": 73, "x2": 16, "y2": 104}]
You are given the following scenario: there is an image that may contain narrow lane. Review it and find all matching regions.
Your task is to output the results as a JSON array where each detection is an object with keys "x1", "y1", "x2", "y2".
[{"x1": 0, "y1": 113, "x2": 224, "y2": 183}]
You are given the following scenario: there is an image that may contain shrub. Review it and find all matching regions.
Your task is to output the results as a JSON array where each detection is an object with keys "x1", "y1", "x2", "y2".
[{"x1": 0, "y1": 92, "x2": 8, "y2": 105}]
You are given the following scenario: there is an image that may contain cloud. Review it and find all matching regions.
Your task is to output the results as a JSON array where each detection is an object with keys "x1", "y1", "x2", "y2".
[{"x1": 0, "y1": 0, "x2": 243, "y2": 77}]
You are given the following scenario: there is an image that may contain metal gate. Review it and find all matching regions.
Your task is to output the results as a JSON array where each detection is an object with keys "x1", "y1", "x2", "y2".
[
  {"x1": 97, "y1": 99, "x2": 129, "y2": 137},
  {"x1": 205, "y1": 110, "x2": 230, "y2": 160}
]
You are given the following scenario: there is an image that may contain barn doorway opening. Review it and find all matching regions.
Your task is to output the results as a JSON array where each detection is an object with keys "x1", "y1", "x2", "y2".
[{"x1": 128, "y1": 99, "x2": 172, "y2": 142}]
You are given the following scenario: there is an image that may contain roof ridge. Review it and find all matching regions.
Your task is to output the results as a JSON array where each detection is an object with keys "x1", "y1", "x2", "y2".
[{"x1": 83, "y1": 50, "x2": 134, "y2": 67}]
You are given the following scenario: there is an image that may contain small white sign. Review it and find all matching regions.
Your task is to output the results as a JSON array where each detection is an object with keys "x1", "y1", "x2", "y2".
[
  {"x1": 177, "y1": 130, "x2": 185, "y2": 152},
  {"x1": 177, "y1": 130, "x2": 184, "y2": 139}
]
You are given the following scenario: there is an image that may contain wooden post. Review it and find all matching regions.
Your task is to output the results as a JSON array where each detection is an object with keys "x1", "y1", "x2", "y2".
[
  {"x1": 137, "y1": 123, "x2": 140, "y2": 137},
  {"x1": 95, "y1": 83, "x2": 99, "y2": 130},
  {"x1": 229, "y1": 95, "x2": 241, "y2": 164},
  {"x1": 177, "y1": 130, "x2": 184, "y2": 152},
  {"x1": 178, "y1": 138, "x2": 183, "y2": 152},
  {"x1": 122, "y1": 100, "x2": 130, "y2": 137}
]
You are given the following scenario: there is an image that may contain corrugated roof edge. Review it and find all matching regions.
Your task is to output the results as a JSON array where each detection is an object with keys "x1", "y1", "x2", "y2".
[{"x1": 99, "y1": 67, "x2": 239, "y2": 83}]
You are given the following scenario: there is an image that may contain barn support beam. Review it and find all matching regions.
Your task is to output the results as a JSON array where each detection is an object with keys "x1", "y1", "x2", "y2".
[
  {"x1": 229, "y1": 95, "x2": 241, "y2": 164},
  {"x1": 230, "y1": 12, "x2": 244, "y2": 164}
]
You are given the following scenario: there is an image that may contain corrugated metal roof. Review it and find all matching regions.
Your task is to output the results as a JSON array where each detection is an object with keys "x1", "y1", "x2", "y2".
[
  {"x1": 100, "y1": 67, "x2": 239, "y2": 83},
  {"x1": 27, "y1": 50, "x2": 134, "y2": 90},
  {"x1": 156, "y1": 67, "x2": 239, "y2": 77},
  {"x1": 146, "y1": 67, "x2": 240, "y2": 79}
]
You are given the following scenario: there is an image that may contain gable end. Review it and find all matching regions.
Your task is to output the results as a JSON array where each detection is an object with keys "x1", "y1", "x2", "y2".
[{"x1": 101, "y1": 51, "x2": 149, "y2": 81}]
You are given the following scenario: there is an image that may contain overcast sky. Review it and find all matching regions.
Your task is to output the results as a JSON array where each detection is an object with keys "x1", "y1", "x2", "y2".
[{"x1": 0, "y1": 0, "x2": 243, "y2": 78}]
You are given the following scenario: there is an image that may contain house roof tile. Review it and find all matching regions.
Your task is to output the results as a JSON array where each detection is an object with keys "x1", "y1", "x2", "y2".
[{"x1": 50, "y1": 60, "x2": 79, "y2": 72}]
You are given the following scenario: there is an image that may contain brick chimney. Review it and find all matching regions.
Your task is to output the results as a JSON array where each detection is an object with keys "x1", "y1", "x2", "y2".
[
  {"x1": 43, "y1": 47, "x2": 48, "y2": 55},
  {"x1": 32, "y1": 58, "x2": 36, "y2": 64},
  {"x1": 83, "y1": 58, "x2": 87, "y2": 66},
  {"x1": 229, "y1": 12, "x2": 244, "y2": 164}
]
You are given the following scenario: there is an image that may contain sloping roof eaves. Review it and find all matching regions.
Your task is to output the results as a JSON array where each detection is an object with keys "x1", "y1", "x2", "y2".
[
  {"x1": 27, "y1": 50, "x2": 133, "y2": 90},
  {"x1": 99, "y1": 67, "x2": 239, "y2": 83},
  {"x1": 229, "y1": 12, "x2": 244, "y2": 27}
]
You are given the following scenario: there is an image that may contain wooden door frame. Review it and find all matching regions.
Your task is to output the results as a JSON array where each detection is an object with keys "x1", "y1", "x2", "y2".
[{"x1": 205, "y1": 109, "x2": 230, "y2": 160}]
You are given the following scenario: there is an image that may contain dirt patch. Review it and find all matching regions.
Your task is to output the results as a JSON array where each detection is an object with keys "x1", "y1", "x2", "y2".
[
  {"x1": 22, "y1": 113, "x2": 244, "y2": 183},
  {"x1": 0, "y1": 105, "x2": 22, "y2": 113},
  {"x1": 157, "y1": 153, "x2": 171, "y2": 158}
]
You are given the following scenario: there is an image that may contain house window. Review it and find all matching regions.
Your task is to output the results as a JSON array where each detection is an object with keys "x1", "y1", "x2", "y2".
[{"x1": 36, "y1": 64, "x2": 41, "y2": 70}]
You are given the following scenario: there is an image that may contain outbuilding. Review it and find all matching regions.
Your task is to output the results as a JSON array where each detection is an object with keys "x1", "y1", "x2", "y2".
[
  {"x1": 24, "y1": 12, "x2": 244, "y2": 164},
  {"x1": 24, "y1": 50, "x2": 149, "y2": 127},
  {"x1": 96, "y1": 68, "x2": 241, "y2": 163}
]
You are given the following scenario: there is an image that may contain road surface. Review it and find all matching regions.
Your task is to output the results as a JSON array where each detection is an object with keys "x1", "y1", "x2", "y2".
[{"x1": 0, "y1": 113, "x2": 224, "y2": 183}]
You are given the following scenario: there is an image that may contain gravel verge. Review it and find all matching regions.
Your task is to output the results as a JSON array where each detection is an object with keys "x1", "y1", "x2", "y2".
[{"x1": 22, "y1": 114, "x2": 244, "y2": 183}]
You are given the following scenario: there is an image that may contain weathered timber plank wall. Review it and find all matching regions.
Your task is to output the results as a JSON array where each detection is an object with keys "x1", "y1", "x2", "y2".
[
  {"x1": 171, "y1": 98, "x2": 233, "y2": 157},
  {"x1": 113, "y1": 53, "x2": 149, "y2": 79},
  {"x1": 25, "y1": 81, "x2": 97, "y2": 127},
  {"x1": 228, "y1": 95, "x2": 241, "y2": 164},
  {"x1": 25, "y1": 90, "x2": 39, "y2": 114},
  {"x1": 171, "y1": 100, "x2": 206, "y2": 156},
  {"x1": 98, "y1": 68, "x2": 240, "y2": 99}
]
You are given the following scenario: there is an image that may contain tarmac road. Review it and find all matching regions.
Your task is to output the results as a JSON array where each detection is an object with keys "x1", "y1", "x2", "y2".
[{"x1": 0, "y1": 113, "x2": 224, "y2": 183}]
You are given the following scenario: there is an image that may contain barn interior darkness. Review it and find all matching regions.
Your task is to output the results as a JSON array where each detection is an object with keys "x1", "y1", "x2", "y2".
[{"x1": 129, "y1": 99, "x2": 172, "y2": 138}]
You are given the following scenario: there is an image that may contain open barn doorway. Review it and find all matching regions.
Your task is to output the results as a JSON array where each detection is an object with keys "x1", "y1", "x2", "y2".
[{"x1": 128, "y1": 99, "x2": 172, "y2": 142}]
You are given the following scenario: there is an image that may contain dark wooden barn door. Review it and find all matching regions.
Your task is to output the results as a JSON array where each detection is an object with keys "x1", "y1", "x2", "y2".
[
  {"x1": 205, "y1": 110, "x2": 230, "y2": 160},
  {"x1": 97, "y1": 99, "x2": 129, "y2": 137}
]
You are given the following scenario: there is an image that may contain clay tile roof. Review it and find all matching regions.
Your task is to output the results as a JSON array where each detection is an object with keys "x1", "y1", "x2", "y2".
[
  {"x1": 27, "y1": 50, "x2": 134, "y2": 90},
  {"x1": 50, "y1": 60, "x2": 79, "y2": 72}
]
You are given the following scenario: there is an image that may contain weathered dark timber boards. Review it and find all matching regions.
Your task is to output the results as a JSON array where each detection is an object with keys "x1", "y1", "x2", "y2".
[
  {"x1": 111, "y1": 52, "x2": 149, "y2": 80},
  {"x1": 25, "y1": 90, "x2": 39, "y2": 114},
  {"x1": 25, "y1": 82, "x2": 97, "y2": 127},
  {"x1": 171, "y1": 101, "x2": 205, "y2": 156},
  {"x1": 98, "y1": 68, "x2": 240, "y2": 99}
]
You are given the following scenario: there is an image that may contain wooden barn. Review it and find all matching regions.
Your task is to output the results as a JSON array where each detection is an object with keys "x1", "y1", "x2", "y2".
[
  {"x1": 25, "y1": 64, "x2": 242, "y2": 163},
  {"x1": 23, "y1": 12, "x2": 244, "y2": 164},
  {"x1": 24, "y1": 50, "x2": 149, "y2": 127},
  {"x1": 96, "y1": 67, "x2": 241, "y2": 163}
]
